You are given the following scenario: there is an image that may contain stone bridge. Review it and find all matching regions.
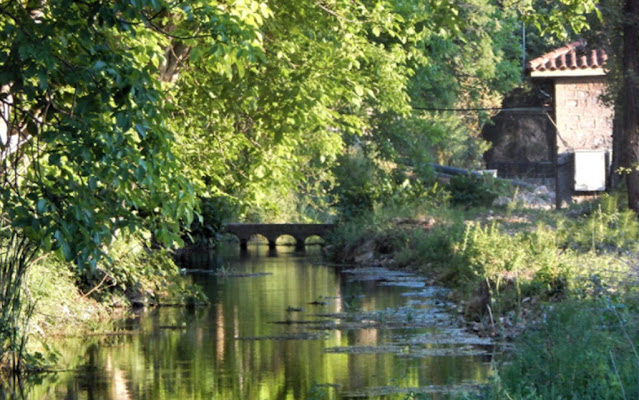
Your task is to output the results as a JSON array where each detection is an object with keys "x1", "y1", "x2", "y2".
[{"x1": 223, "y1": 223, "x2": 336, "y2": 250}]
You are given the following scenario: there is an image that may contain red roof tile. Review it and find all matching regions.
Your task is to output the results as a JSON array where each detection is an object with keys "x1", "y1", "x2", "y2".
[{"x1": 529, "y1": 39, "x2": 607, "y2": 77}]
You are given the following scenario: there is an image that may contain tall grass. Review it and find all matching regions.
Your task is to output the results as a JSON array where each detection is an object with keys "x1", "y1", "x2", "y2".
[
  {"x1": 330, "y1": 192, "x2": 639, "y2": 318},
  {"x1": 328, "y1": 187, "x2": 639, "y2": 399},
  {"x1": 477, "y1": 292, "x2": 639, "y2": 400},
  {"x1": 0, "y1": 230, "x2": 38, "y2": 373}
]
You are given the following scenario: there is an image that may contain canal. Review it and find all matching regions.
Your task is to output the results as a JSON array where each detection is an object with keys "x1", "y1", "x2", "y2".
[{"x1": 22, "y1": 244, "x2": 497, "y2": 399}]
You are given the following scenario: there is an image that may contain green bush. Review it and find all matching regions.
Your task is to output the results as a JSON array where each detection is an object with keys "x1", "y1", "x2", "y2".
[
  {"x1": 446, "y1": 174, "x2": 502, "y2": 208},
  {"x1": 186, "y1": 196, "x2": 236, "y2": 247},
  {"x1": 481, "y1": 296, "x2": 639, "y2": 400},
  {"x1": 331, "y1": 150, "x2": 380, "y2": 220},
  {"x1": 75, "y1": 234, "x2": 205, "y2": 306},
  {"x1": 560, "y1": 194, "x2": 639, "y2": 253}
]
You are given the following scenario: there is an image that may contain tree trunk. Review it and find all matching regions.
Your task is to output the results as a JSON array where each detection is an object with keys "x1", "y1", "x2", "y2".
[
  {"x1": 609, "y1": 117, "x2": 623, "y2": 190},
  {"x1": 159, "y1": 41, "x2": 190, "y2": 83},
  {"x1": 622, "y1": 0, "x2": 639, "y2": 212}
]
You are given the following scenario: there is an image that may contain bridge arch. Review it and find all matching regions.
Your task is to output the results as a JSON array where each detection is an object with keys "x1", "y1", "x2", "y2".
[{"x1": 223, "y1": 223, "x2": 335, "y2": 250}]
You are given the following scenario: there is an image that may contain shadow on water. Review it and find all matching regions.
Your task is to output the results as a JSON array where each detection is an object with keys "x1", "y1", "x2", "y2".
[{"x1": 13, "y1": 242, "x2": 500, "y2": 399}]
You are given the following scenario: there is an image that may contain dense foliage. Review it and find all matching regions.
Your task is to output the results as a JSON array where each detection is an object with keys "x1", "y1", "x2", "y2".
[
  {"x1": 0, "y1": 0, "x2": 607, "y2": 374},
  {"x1": 1, "y1": 1, "x2": 197, "y2": 265},
  {"x1": 167, "y1": 0, "x2": 528, "y2": 223}
]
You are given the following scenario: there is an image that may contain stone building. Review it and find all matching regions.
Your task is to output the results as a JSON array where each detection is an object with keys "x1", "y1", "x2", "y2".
[{"x1": 483, "y1": 40, "x2": 613, "y2": 207}]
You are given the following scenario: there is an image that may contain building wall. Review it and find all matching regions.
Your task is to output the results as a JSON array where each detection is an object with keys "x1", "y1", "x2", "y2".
[
  {"x1": 553, "y1": 76, "x2": 614, "y2": 207},
  {"x1": 554, "y1": 76, "x2": 613, "y2": 153},
  {"x1": 481, "y1": 87, "x2": 555, "y2": 180}
]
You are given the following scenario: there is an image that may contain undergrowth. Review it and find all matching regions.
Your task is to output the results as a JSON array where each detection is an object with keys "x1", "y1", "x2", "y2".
[
  {"x1": 328, "y1": 190, "x2": 639, "y2": 399},
  {"x1": 74, "y1": 234, "x2": 206, "y2": 307},
  {"x1": 475, "y1": 288, "x2": 639, "y2": 400},
  {"x1": 14, "y1": 233, "x2": 207, "y2": 372},
  {"x1": 333, "y1": 193, "x2": 639, "y2": 320}
]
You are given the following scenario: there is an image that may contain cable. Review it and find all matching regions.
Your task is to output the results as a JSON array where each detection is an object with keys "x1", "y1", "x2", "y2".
[{"x1": 411, "y1": 106, "x2": 549, "y2": 112}]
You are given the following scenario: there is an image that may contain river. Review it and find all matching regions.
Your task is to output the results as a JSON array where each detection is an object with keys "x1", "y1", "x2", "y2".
[{"x1": 20, "y1": 244, "x2": 497, "y2": 399}]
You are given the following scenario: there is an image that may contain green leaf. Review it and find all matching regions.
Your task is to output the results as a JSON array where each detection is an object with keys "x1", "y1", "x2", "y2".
[
  {"x1": 36, "y1": 199, "x2": 47, "y2": 214},
  {"x1": 37, "y1": 71, "x2": 47, "y2": 90}
]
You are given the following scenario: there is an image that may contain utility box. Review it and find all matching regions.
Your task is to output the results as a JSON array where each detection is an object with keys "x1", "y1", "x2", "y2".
[{"x1": 574, "y1": 149, "x2": 607, "y2": 191}]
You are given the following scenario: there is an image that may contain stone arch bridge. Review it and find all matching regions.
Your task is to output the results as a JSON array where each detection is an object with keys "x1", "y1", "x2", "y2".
[{"x1": 224, "y1": 223, "x2": 336, "y2": 250}]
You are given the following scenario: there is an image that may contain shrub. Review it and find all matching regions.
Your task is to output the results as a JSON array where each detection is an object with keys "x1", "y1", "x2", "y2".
[
  {"x1": 75, "y1": 234, "x2": 206, "y2": 306},
  {"x1": 331, "y1": 150, "x2": 380, "y2": 220},
  {"x1": 446, "y1": 174, "x2": 501, "y2": 208},
  {"x1": 483, "y1": 296, "x2": 639, "y2": 400},
  {"x1": 185, "y1": 196, "x2": 236, "y2": 247}
]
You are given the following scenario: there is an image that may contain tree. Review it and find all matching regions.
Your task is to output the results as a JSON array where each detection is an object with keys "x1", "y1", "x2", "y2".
[
  {"x1": 168, "y1": 0, "x2": 429, "y2": 221},
  {"x1": 561, "y1": 0, "x2": 639, "y2": 213},
  {"x1": 0, "y1": 0, "x2": 229, "y2": 369},
  {"x1": 371, "y1": 0, "x2": 522, "y2": 169},
  {"x1": 620, "y1": 1, "x2": 639, "y2": 212}
]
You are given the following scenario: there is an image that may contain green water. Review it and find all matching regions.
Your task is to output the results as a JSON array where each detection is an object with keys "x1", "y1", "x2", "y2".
[{"x1": 21, "y1": 245, "x2": 495, "y2": 399}]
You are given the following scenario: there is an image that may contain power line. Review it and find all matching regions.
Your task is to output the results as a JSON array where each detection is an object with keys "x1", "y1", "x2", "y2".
[{"x1": 411, "y1": 106, "x2": 550, "y2": 113}]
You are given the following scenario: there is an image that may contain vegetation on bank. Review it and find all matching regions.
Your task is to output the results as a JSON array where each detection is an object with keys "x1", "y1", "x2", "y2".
[
  {"x1": 12, "y1": 235, "x2": 205, "y2": 372},
  {"x1": 327, "y1": 178, "x2": 639, "y2": 399},
  {"x1": 0, "y1": 0, "x2": 625, "y2": 388}
]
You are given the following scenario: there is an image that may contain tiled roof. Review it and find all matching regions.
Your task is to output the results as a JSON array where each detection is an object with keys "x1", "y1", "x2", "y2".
[{"x1": 529, "y1": 39, "x2": 607, "y2": 77}]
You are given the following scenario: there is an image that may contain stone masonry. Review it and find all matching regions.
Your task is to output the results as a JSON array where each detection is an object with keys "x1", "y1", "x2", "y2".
[
  {"x1": 554, "y1": 76, "x2": 613, "y2": 153},
  {"x1": 526, "y1": 40, "x2": 613, "y2": 207},
  {"x1": 553, "y1": 76, "x2": 613, "y2": 206}
]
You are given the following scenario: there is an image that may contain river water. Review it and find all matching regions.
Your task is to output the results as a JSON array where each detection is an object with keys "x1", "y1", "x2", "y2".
[{"x1": 22, "y1": 245, "x2": 496, "y2": 399}]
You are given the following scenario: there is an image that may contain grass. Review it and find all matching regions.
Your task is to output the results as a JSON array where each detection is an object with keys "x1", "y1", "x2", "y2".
[
  {"x1": 475, "y1": 292, "x2": 639, "y2": 400},
  {"x1": 334, "y1": 193, "x2": 639, "y2": 318},
  {"x1": 327, "y1": 190, "x2": 639, "y2": 399},
  {"x1": 17, "y1": 233, "x2": 208, "y2": 370},
  {"x1": 26, "y1": 255, "x2": 112, "y2": 338}
]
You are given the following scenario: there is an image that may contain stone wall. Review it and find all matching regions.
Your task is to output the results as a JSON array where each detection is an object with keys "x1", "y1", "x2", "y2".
[
  {"x1": 483, "y1": 111, "x2": 554, "y2": 164},
  {"x1": 554, "y1": 76, "x2": 613, "y2": 153},
  {"x1": 482, "y1": 87, "x2": 555, "y2": 179},
  {"x1": 553, "y1": 76, "x2": 613, "y2": 207}
]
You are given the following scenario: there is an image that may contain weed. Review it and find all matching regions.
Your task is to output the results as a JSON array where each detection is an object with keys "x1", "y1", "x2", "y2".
[
  {"x1": 215, "y1": 263, "x2": 236, "y2": 275},
  {"x1": 447, "y1": 174, "x2": 506, "y2": 208},
  {"x1": 481, "y1": 295, "x2": 639, "y2": 400},
  {"x1": 560, "y1": 193, "x2": 639, "y2": 253}
]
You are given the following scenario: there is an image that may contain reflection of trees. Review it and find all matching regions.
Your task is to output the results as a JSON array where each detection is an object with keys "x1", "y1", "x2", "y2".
[
  {"x1": 21, "y1": 256, "x2": 495, "y2": 399},
  {"x1": 105, "y1": 355, "x2": 131, "y2": 400},
  {"x1": 215, "y1": 303, "x2": 225, "y2": 365}
]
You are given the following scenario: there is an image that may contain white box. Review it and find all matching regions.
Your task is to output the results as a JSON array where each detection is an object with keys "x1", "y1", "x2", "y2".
[{"x1": 574, "y1": 150, "x2": 607, "y2": 191}]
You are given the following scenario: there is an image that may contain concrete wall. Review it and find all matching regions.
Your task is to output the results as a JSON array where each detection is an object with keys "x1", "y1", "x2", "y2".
[{"x1": 553, "y1": 76, "x2": 613, "y2": 207}]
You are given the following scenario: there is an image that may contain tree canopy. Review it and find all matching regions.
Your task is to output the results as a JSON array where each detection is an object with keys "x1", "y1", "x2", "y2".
[
  {"x1": 1, "y1": 0, "x2": 609, "y2": 260},
  {"x1": 165, "y1": 0, "x2": 528, "y2": 222},
  {"x1": 0, "y1": 0, "x2": 613, "y2": 372}
]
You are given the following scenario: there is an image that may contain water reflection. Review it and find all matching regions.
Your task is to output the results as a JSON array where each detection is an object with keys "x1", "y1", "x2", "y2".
[{"x1": 17, "y1": 244, "x2": 495, "y2": 399}]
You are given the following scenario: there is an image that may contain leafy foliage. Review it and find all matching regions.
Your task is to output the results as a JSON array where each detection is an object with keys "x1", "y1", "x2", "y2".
[
  {"x1": 0, "y1": 0, "x2": 205, "y2": 370},
  {"x1": 447, "y1": 174, "x2": 503, "y2": 208},
  {"x1": 169, "y1": 0, "x2": 529, "y2": 223},
  {"x1": 484, "y1": 296, "x2": 639, "y2": 400},
  {"x1": 1, "y1": 0, "x2": 197, "y2": 267},
  {"x1": 170, "y1": 0, "x2": 430, "y2": 221},
  {"x1": 521, "y1": 0, "x2": 600, "y2": 40}
]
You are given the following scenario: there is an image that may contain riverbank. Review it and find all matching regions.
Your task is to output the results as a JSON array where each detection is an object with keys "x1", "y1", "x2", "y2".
[
  {"x1": 21, "y1": 235, "x2": 206, "y2": 369},
  {"x1": 326, "y1": 190, "x2": 639, "y2": 398}
]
